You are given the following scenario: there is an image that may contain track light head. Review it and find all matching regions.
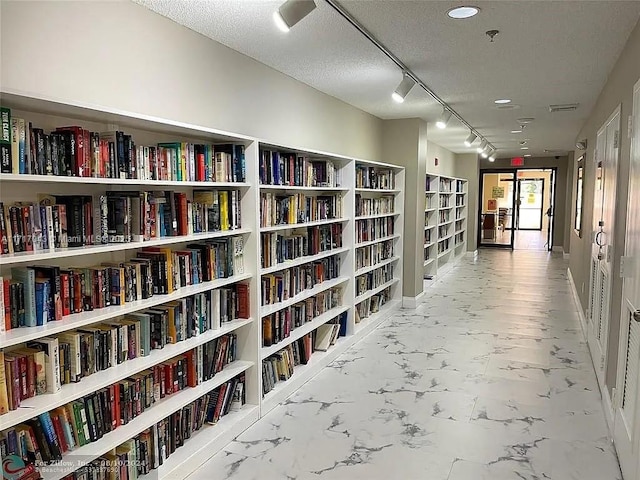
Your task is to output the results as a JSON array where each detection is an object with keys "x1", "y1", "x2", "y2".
[
  {"x1": 489, "y1": 152, "x2": 497, "y2": 162},
  {"x1": 392, "y1": 74, "x2": 416, "y2": 103},
  {"x1": 464, "y1": 132, "x2": 477, "y2": 147},
  {"x1": 274, "y1": 0, "x2": 317, "y2": 32},
  {"x1": 476, "y1": 139, "x2": 488, "y2": 153},
  {"x1": 436, "y1": 109, "x2": 452, "y2": 129}
]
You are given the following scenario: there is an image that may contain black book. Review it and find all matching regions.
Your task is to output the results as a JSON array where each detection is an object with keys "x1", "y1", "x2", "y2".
[{"x1": 26, "y1": 417, "x2": 54, "y2": 464}]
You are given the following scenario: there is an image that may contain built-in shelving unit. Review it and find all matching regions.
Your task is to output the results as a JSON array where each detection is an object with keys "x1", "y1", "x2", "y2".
[
  {"x1": 424, "y1": 173, "x2": 467, "y2": 283},
  {"x1": 0, "y1": 93, "x2": 404, "y2": 480}
]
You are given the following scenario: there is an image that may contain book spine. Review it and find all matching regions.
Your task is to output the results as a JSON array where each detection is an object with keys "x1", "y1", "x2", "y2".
[{"x1": 0, "y1": 107, "x2": 12, "y2": 173}]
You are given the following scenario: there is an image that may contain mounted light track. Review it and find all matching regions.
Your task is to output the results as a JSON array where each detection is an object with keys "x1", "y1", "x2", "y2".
[
  {"x1": 477, "y1": 139, "x2": 488, "y2": 154},
  {"x1": 274, "y1": 0, "x2": 317, "y2": 32},
  {"x1": 392, "y1": 74, "x2": 416, "y2": 103},
  {"x1": 464, "y1": 132, "x2": 477, "y2": 147}
]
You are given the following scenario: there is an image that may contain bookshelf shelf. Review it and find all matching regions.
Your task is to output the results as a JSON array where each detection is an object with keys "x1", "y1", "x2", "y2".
[
  {"x1": 259, "y1": 185, "x2": 349, "y2": 192},
  {"x1": 425, "y1": 225, "x2": 436, "y2": 230},
  {"x1": 259, "y1": 217, "x2": 349, "y2": 232},
  {"x1": 354, "y1": 212, "x2": 399, "y2": 220},
  {"x1": 39, "y1": 360, "x2": 254, "y2": 480},
  {"x1": 354, "y1": 188, "x2": 401, "y2": 194},
  {"x1": 354, "y1": 277, "x2": 399, "y2": 304},
  {"x1": 438, "y1": 220, "x2": 454, "y2": 227},
  {"x1": 355, "y1": 233, "x2": 400, "y2": 248},
  {"x1": 0, "y1": 228, "x2": 252, "y2": 266},
  {"x1": 0, "y1": 173, "x2": 251, "y2": 188},
  {"x1": 138, "y1": 404, "x2": 260, "y2": 480},
  {"x1": 261, "y1": 335, "x2": 353, "y2": 413},
  {"x1": 424, "y1": 242, "x2": 435, "y2": 249},
  {"x1": 0, "y1": 273, "x2": 252, "y2": 348},
  {"x1": 425, "y1": 207, "x2": 437, "y2": 213},
  {"x1": 0, "y1": 317, "x2": 253, "y2": 430},
  {"x1": 425, "y1": 190, "x2": 438, "y2": 194},
  {"x1": 354, "y1": 255, "x2": 400, "y2": 277},
  {"x1": 260, "y1": 275, "x2": 349, "y2": 317},
  {"x1": 260, "y1": 246, "x2": 350, "y2": 276},
  {"x1": 437, "y1": 249, "x2": 452, "y2": 259},
  {"x1": 424, "y1": 258, "x2": 436, "y2": 267},
  {"x1": 260, "y1": 305, "x2": 349, "y2": 360}
]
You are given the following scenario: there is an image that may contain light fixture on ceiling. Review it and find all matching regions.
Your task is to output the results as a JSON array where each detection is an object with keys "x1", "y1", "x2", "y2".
[
  {"x1": 274, "y1": 0, "x2": 317, "y2": 32},
  {"x1": 489, "y1": 150, "x2": 497, "y2": 162},
  {"x1": 510, "y1": 129, "x2": 523, "y2": 134},
  {"x1": 483, "y1": 146, "x2": 495, "y2": 160},
  {"x1": 464, "y1": 132, "x2": 477, "y2": 147},
  {"x1": 517, "y1": 117, "x2": 535, "y2": 124},
  {"x1": 576, "y1": 139, "x2": 587, "y2": 150},
  {"x1": 524, "y1": 154, "x2": 532, "y2": 157},
  {"x1": 436, "y1": 109, "x2": 452, "y2": 129},
  {"x1": 476, "y1": 139, "x2": 488, "y2": 154},
  {"x1": 494, "y1": 99, "x2": 511, "y2": 104},
  {"x1": 521, "y1": 147, "x2": 529, "y2": 150},
  {"x1": 392, "y1": 74, "x2": 416, "y2": 103},
  {"x1": 447, "y1": 6, "x2": 480, "y2": 19}
]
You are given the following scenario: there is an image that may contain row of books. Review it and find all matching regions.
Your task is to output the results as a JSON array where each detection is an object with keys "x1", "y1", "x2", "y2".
[
  {"x1": 355, "y1": 217, "x2": 395, "y2": 244},
  {"x1": 439, "y1": 211, "x2": 451, "y2": 223},
  {"x1": 455, "y1": 232, "x2": 465, "y2": 246},
  {"x1": 2, "y1": 374, "x2": 246, "y2": 480},
  {"x1": 260, "y1": 224, "x2": 342, "y2": 269},
  {"x1": 456, "y1": 196, "x2": 465, "y2": 206},
  {"x1": 355, "y1": 194, "x2": 394, "y2": 217},
  {"x1": 355, "y1": 287, "x2": 392, "y2": 322},
  {"x1": 355, "y1": 264, "x2": 394, "y2": 296},
  {"x1": 438, "y1": 225, "x2": 451, "y2": 238},
  {"x1": 355, "y1": 166, "x2": 394, "y2": 190},
  {"x1": 0, "y1": 189, "x2": 242, "y2": 254},
  {"x1": 259, "y1": 193, "x2": 343, "y2": 228},
  {"x1": 438, "y1": 238, "x2": 451, "y2": 253},
  {"x1": 0, "y1": 326, "x2": 240, "y2": 417},
  {"x1": 261, "y1": 287, "x2": 343, "y2": 347},
  {"x1": 259, "y1": 151, "x2": 339, "y2": 187},
  {"x1": 439, "y1": 178, "x2": 452, "y2": 192},
  {"x1": 262, "y1": 312, "x2": 347, "y2": 396},
  {"x1": 261, "y1": 255, "x2": 340, "y2": 307},
  {"x1": 439, "y1": 196, "x2": 450, "y2": 208},
  {"x1": 0, "y1": 107, "x2": 246, "y2": 182},
  {"x1": 355, "y1": 240, "x2": 394, "y2": 270},
  {"x1": 456, "y1": 180, "x2": 465, "y2": 193},
  {"x1": 425, "y1": 229, "x2": 433, "y2": 244},
  {"x1": 0, "y1": 237, "x2": 244, "y2": 330}
]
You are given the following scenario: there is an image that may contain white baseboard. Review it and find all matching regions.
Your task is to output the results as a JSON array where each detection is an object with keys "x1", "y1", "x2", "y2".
[
  {"x1": 402, "y1": 290, "x2": 426, "y2": 309},
  {"x1": 465, "y1": 250, "x2": 478, "y2": 258},
  {"x1": 567, "y1": 268, "x2": 616, "y2": 435}
]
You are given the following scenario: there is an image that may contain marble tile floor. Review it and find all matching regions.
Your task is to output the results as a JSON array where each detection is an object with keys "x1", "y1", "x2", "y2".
[{"x1": 187, "y1": 250, "x2": 622, "y2": 480}]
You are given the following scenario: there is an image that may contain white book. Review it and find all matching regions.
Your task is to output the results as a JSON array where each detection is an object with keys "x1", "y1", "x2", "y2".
[
  {"x1": 211, "y1": 289, "x2": 221, "y2": 330},
  {"x1": 0, "y1": 276, "x2": 4, "y2": 333},
  {"x1": 26, "y1": 336, "x2": 61, "y2": 393}
]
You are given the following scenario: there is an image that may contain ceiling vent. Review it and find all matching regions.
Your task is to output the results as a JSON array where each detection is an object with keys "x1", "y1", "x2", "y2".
[{"x1": 549, "y1": 103, "x2": 579, "y2": 113}]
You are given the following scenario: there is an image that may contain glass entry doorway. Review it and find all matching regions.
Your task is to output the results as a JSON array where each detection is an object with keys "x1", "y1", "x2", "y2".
[
  {"x1": 479, "y1": 171, "x2": 515, "y2": 248},
  {"x1": 515, "y1": 178, "x2": 545, "y2": 230}
]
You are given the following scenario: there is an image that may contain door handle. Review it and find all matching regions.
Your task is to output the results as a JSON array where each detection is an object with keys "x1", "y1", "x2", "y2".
[
  {"x1": 634, "y1": 311, "x2": 640, "y2": 323},
  {"x1": 595, "y1": 231, "x2": 604, "y2": 247}
]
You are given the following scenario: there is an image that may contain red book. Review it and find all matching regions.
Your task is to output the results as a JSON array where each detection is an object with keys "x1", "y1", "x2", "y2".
[
  {"x1": 3, "y1": 278, "x2": 10, "y2": 331},
  {"x1": 176, "y1": 193, "x2": 188, "y2": 236},
  {"x1": 82, "y1": 129, "x2": 91, "y2": 178},
  {"x1": 164, "y1": 362, "x2": 174, "y2": 395},
  {"x1": 60, "y1": 273, "x2": 71, "y2": 316},
  {"x1": 212, "y1": 383, "x2": 228, "y2": 423},
  {"x1": 237, "y1": 283, "x2": 249, "y2": 319},
  {"x1": 185, "y1": 350, "x2": 197, "y2": 388},
  {"x1": 21, "y1": 206, "x2": 33, "y2": 252},
  {"x1": 50, "y1": 412, "x2": 68, "y2": 453},
  {"x1": 197, "y1": 151, "x2": 205, "y2": 182}
]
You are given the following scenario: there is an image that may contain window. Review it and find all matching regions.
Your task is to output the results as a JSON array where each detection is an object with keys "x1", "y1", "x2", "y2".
[{"x1": 574, "y1": 155, "x2": 585, "y2": 236}]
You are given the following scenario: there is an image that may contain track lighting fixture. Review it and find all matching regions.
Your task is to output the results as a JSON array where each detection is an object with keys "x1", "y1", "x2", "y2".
[
  {"x1": 476, "y1": 139, "x2": 487, "y2": 154},
  {"x1": 392, "y1": 74, "x2": 416, "y2": 103},
  {"x1": 436, "y1": 109, "x2": 452, "y2": 129},
  {"x1": 488, "y1": 148, "x2": 497, "y2": 161},
  {"x1": 274, "y1": 0, "x2": 317, "y2": 32},
  {"x1": 464, "y1": 132, "x2": 477, "y2": 147}
]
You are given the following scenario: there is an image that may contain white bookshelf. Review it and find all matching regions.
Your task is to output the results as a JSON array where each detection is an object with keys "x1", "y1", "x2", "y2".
[
  {"x1": 424, "y1": 174, "x2": 468, "y2": 282},
  {"x1": 0, "y1": 92, "x2": 405, "y2": 480},
  {"x1": 353, "y1": 160, "x2": 404, "y2": 330}
]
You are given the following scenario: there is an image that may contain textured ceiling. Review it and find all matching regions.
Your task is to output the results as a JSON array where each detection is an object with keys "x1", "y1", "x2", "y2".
[{"x1": 134, "y1": 0, "x2": 640, "y2": 158}]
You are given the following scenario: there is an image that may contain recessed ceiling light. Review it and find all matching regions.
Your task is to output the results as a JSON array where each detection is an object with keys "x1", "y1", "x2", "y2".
[
  {"x1": 510, "y1": 130, "x2": 522, "y2": 134},
  {"x1": 447, "y1": 6, "x2": 480, "y2": 19},
  {"x1": 524, "y1": 154, "x2": 532, "y2": 157},
  {"x1": 521, "y1": 147, "x2": 529, "y2": 150},
  {"x1": 494, "y1": 99, "x2": 511, "y2": 104}
]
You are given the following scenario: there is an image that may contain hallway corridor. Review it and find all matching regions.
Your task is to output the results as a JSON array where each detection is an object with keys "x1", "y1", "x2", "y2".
[{"x1": 188, "y1": 251, "x2": 622, "y2": 480}]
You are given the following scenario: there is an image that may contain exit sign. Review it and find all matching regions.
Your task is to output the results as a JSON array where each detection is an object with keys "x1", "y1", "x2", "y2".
[{"x1": 511, "y1": 157, "x2": 525, "y2": 166}]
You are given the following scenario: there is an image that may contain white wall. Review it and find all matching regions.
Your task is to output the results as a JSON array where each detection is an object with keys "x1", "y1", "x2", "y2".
[
  {"x1": 426, "y1": 141, "x2": 456, "y2": 177},
  {"x1": 0, "y1": 0, "x2": 383, "y2": 161}
]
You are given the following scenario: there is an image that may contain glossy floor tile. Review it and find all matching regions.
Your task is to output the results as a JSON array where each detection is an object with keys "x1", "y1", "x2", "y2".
[{"x1": 187, "y1": 250, "x2": 622, "y2": 480}]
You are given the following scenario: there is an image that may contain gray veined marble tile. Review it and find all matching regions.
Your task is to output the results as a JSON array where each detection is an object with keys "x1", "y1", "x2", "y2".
[{"x1": 187, "y1": 251, "x2": 621, "y2": 480}]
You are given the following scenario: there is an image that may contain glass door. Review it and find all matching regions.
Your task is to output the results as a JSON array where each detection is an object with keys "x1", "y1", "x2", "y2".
[
  {"x1": 516, "y1": 178, "x2": 545, "y2": 230},
  {"x1": 478, "y1": 171, "x2": 515, "y2": 248}
]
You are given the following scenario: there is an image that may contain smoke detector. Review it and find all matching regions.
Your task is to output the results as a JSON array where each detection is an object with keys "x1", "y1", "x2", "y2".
[{"x1": 549, "y1": 104, "x2": 579, "y2": 113}]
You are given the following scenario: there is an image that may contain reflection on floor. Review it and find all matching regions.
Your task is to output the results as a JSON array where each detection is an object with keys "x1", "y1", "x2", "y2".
[
  {"x1": 187, "y1": 250, "x2": 620, "y2": 480},
  {"x1": 515, "y1": 230, "x2": 549, "y2": 250}
]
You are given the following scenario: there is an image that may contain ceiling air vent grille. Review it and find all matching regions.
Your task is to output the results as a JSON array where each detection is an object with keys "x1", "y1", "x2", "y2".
[{"x1": 549, "y1": 104, "x2": 579, "y2": 113}]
